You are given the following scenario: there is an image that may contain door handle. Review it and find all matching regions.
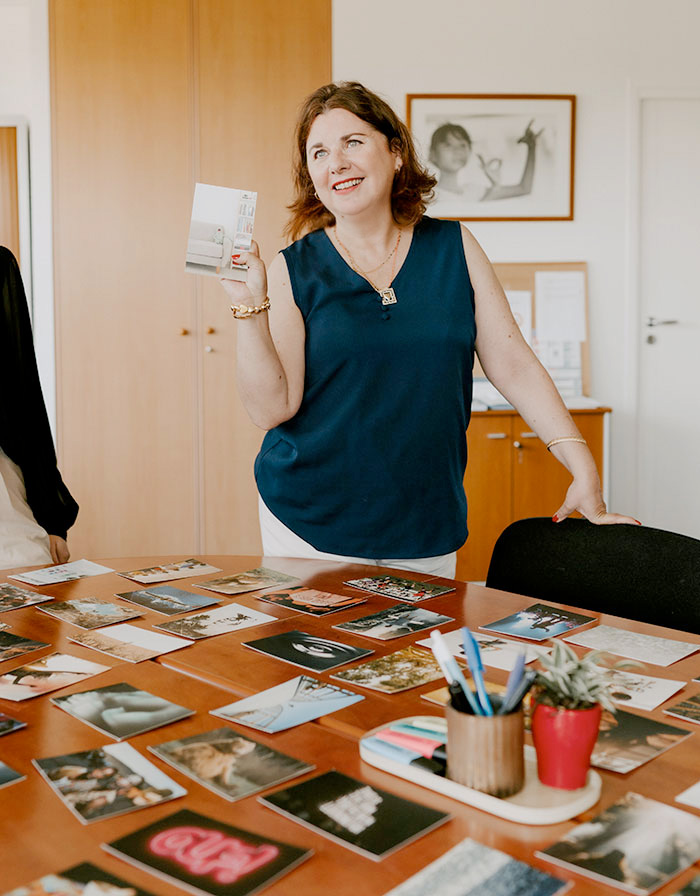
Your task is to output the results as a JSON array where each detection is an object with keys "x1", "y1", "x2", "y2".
[
  {"x1": 646, "y1": 316, "x2": 679, "y2": 327},
  {"x1": 486, "y1": 433, "x2": 508, "y2": 439}
]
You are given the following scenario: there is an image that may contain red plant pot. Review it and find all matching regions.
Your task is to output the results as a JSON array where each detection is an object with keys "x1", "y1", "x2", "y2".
[{"x1": 531, "y1": 702, "x2": 602, "y2": 790}]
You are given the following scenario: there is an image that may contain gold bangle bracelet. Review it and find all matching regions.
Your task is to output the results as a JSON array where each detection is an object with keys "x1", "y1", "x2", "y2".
[
  {"x1": 545, "y1": 436, "x2": 587, "y2": 452},
  {"x1": 230, "y1": 297, "x2": 271, "y2": 319}
]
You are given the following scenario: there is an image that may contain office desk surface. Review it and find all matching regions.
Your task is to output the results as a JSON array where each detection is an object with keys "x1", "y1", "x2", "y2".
[{"x1": 2, "y1": 555, "x2": 700, "y2": 895}]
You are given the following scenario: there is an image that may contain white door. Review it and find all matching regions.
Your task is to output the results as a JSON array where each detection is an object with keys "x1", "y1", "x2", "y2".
[{"x1": 636, "y1": 96, "x2": 700, "y2": 538}]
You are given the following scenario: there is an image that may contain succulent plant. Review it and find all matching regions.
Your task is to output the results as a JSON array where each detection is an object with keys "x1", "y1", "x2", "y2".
[{"x1": 533, "y1": 639, "x2": 637, "y2": 713}]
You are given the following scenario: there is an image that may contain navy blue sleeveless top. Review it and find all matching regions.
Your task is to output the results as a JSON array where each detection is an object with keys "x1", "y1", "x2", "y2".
[{"x1": 255, "y1": 216, "x2": 476, "y2": 558}]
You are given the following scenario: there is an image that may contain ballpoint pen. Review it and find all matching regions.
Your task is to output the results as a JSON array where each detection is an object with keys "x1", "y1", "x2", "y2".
[
  {"x1": 500, "y1": 649, "x2": 526, "y2": 715},
  {"x1": 430, "y1": 630, "x2": 482, "y2": 715},
  {"x1": 500, "y1": 668, "x2": 537, "y2": 715},
  {"x1": 461, "y1": 627, "x2": 494, "y2": 716}
]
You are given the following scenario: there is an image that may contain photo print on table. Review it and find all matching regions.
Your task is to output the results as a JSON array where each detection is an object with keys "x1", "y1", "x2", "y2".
[
  {"x1": 383, "y1": 837, "x2": 570, "y2": 896},
  {"x1": 259, "y1": 769, "x2": 449, "y2": 861},
  {"x1": 416, "y1": 627, "x2": 545, "y2": 671},
  {"x1": 9, "y1": 559, "x2": 114, "y2": 586},
  {"x1": 116, "y1": 584, "x2": 220, "y2": 616},
  {"x1": 591, "y1": 708, "x2": 692, "y2": 774},
  {"x1": 0, "y1": 630, "x2": 49, "y2": 663},
  {"x1": 344, "y1": 574, "x2": 455, "y2": 602},
  {"x1": 663, "y1": 693, "x2": 700, "y2": 726},
  {"x1": 334, "y1": 603, "x2": 454, "y2": 640},
  {"x1": 256, "y1": 586, "x2": 368, "y2": 616},
  {"x1": 604, "y1": 668, "x2": 686, "y2": 712},
  {"x1": 0, "y1": 583, "x2": 53, "y2": 612},
  {"x1": 211, "y1": 675, "x2": 364, "y2": 733},
  {"x1": 33, "y1": 741, "x2": 187, "y2": 825},
  {"x1": 243, "y1": 630, "x2": 373, "y2": 672},
  {"x1": 149, "y1": 727, "x2": 314, "y2": 802},
  {"x1": 0, "y1": 652, "x2": 110, "y2": 701},
  {"x1": 3, "y1": 861, "x2": 158, "y2": 896},
  {"x1": 37, "y1": 596, "x2": 141, "y2": 628},
  {"x1": 154, "y1": 604, "x2": 276, "y2": 640},
  {"x1": 51, "y1": 682, "x2": 195, "y2": 740},
  {"x1": 331, "y1": 645, "x2": 443, "y2": 694},
  {"x1": 537, "y1": 792, "x2": 700, "y2": 894},
  {"x1": 0, "y1": 712, "x2": 26, "y2": 736},
  {"x1": 102, "y1": 807, "x2": 311, "y2": 896},
  {"x1": 198, "y1": 567, "x2": 300, "y2": 595},
  {"x1": 0, "y1": 759, "x2": 25, "y2": 790},
  {"x1": 480, "y1": 602, "x2": 596, "y2": 641},
  {"x1": 69, "y1": 622, "x2": 190, "y2": 662},
  {"x1": 117, "y1": 558, "x2": 222, "y2": 585}
]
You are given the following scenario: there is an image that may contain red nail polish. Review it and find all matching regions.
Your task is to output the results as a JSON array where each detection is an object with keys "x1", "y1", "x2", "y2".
[
  {"x1": 552, "y1": 514, "x2": 559, "y2": 523},
  {"x1": 231, "y1": 254, "x2": 240, "y2": 260},
  {"x1": 634, "y1": 519, "x2": 642, "y2": 526}
]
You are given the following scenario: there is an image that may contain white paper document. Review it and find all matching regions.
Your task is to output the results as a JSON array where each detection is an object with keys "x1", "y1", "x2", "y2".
[
  {"x1": 565, "y1": 625, "x2": 700, "y2": 667},
  {"x1": 9, "y1": 559, "x2": 114, "y2": 586},
  {"x1": 534, "y1": 271, "x2": 586, "y2": 342}
]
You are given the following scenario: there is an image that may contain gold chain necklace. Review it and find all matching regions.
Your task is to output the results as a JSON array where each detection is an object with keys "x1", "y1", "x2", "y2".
[{"x1": 334, "y1": 227, "x2": 401, "y2": 306}]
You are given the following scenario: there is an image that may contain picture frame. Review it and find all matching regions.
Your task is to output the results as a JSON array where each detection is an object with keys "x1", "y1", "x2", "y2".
[{"x1": 406, "y1": 94, "x2": 576, "y2": 221}]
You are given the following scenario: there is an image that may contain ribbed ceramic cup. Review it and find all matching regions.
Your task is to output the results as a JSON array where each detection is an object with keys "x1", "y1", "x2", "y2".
[{"x1": 445, "y1": 699, "x2": 525, "y2": 798}]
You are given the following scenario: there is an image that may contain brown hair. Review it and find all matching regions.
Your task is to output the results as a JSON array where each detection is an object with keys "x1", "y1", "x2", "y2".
[{"x1": 285, "y1": 81, "x2": 436, "y2": 241}]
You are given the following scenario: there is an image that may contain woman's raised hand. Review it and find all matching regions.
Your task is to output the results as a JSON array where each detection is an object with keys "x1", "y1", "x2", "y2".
[{"x1": 219, "y1": 240, "x2": 268, "y2": 307}]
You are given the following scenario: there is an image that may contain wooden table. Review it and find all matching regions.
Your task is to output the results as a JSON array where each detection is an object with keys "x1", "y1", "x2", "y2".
[{"x1": 2, "y1": 555, "x2": 700, "y2": 895}]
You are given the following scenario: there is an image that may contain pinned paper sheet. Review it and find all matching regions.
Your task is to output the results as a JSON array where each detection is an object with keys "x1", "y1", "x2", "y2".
[
  {"x1": 505, "y1": 290, "x2": 533, "y2": 346},
  {"x1": 534, "y1": 271, "x2": 586, "y2": 342}
]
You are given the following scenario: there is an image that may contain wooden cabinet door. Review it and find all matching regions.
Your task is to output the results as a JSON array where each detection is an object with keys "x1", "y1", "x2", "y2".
[
  {"x1": 457, "y1": 410, "x2": 608, "y2": 582},
  {"x1": 457, "y1": 414, "x2": 513, "y2": 582},
  {"x1": 512, "y1": 412, "x2": 605, "y2": 520},
  {"x1": 51, "y1": 0, "x2": 197, "y2": 556},
  {"x1": 196, "y1": 0, "x2": 331, "y2": 553}
]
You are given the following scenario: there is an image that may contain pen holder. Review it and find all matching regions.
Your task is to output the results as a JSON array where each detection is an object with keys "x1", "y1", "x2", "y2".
[{"x1": 445, "y1": 697, "x2": 524, "y2": 798}]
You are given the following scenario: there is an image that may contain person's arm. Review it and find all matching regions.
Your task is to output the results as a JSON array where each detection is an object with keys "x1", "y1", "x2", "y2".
[
  {"x1": 0, "y1": 247, "x2": 79, "y2": 542},
  {"x1": 462, "y1": 225, "x2": 638, "y2": 525},
  {"x1": 219, "y1": 243, "x2": 306, "y2": 431},
  {"x1": 479, "y1": 120, "x2": 542, "y2": 201},
  {"x1": 49, "y1": 535, "x2": 70, "y2": 564}
]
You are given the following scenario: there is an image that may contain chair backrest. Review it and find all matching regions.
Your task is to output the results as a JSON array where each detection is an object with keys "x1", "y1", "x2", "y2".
[{"x1": 485, "y1": 517, "x2": 700, "y2": 634}]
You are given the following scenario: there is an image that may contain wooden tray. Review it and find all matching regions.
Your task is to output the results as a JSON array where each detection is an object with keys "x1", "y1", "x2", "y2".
[{"x1": 359, "y1": 715, "x2": 601, "y2": 825}]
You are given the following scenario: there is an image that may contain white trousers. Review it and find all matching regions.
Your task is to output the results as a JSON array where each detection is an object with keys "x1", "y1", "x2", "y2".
[
  {"x1": 258, "y1": 496, "x2": 457, "y2": 579},
  {"x1": 0, "y1": 447, "x2": 52, "y2": 570}
]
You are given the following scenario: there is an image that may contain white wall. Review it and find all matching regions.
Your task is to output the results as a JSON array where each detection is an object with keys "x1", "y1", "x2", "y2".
[
  {"x1": 333, "y1": 0, "x2": 700, "y2": 516},
  {"x1": 0, "y1": 0, "x2": 54, "y2": 430}
]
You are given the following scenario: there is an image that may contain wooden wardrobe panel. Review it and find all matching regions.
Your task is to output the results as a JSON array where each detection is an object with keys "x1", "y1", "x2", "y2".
[
  {"x1": 196, "y1": 0, "x2": 332, "y2": 552},
  {"x1": 50, "y1": 1, "x2": 197, "y2": 555},
  {"x1": 0, "y1": 127, "x2": 20, "y2": 261}
]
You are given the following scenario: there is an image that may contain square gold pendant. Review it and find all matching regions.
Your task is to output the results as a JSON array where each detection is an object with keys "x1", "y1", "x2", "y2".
[{"x1": 380, "y1": 287, "x2": 397, "y2": 306}]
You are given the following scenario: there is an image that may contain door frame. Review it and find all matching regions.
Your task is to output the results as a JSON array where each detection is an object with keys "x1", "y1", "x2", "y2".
[{"x1": 624, "y1": 84, "x2": 700, "y2": 517}]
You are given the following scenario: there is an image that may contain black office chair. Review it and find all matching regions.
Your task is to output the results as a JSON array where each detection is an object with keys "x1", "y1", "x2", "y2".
[{"x1": 485, "y1": 517, "x2": 700, "y2": 634}]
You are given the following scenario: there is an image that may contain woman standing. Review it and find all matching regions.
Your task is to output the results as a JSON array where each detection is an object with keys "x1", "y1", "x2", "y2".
[
  {"x1": 221, "y1": 82, "x2": 636, "y2": 577},
  {"x1": 0, "y1": 246, "x2": 78, "y2": 568}
]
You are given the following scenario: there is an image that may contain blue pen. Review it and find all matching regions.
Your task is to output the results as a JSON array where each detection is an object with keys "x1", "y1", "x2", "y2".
[
  {"x1": 430, "y1": 631, "x2": 482, "y2": 715},
  {"x1": 500, "y1": 650, "x2": 526, "y2": 715},
  {"x1": 461, "y1": 627, "x2": 494, "y2": 716}
]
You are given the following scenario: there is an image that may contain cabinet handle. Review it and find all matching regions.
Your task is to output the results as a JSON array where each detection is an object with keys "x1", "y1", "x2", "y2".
[
  {"x1": 513, "y1": 440, "x2": 523, "y2": 449},
  {"x1": 486, "y1": 432, "x2": 508, "y2": 439},
  {"x1": 519, "y1": 432, "x2": 537, "y2": 439},
  {"x1": 179, "y1": 328, "x2": 190, "y2": 336},
  {"x1": 204, "y1": 345, "x2": 214, "y2": 353},
  {"x1": 207, "y1": 326, "x2": 216, "y2": 334}
]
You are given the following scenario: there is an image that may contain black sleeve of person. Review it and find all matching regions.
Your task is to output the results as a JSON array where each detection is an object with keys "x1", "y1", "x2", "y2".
[{"x1": 0, "y1": 246, "x2": 78, "y2": 538}]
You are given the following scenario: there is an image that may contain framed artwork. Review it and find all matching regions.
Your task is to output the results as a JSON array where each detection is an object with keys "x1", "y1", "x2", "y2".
[{"x1": 406, "y1": 94, "x2": 576, "y2": 221}]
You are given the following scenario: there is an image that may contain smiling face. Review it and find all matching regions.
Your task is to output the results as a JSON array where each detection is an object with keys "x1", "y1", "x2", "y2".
[{"x1": 306, "y1": 107, "x2": 400, "y2": 223}]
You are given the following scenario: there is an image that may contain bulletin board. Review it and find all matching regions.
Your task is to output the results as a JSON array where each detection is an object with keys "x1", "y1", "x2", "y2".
[{"x1": 477, "y1": 261, "x2": 590, "y2": 398}]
